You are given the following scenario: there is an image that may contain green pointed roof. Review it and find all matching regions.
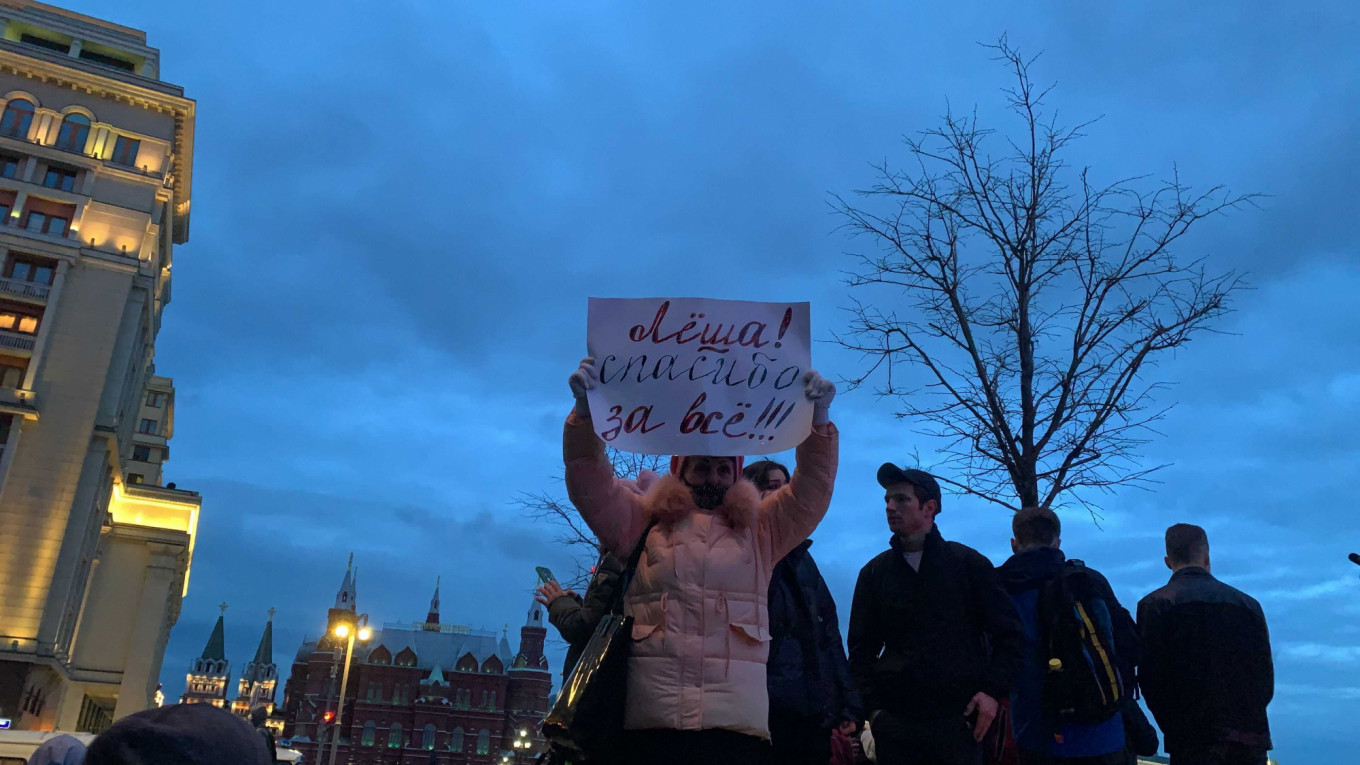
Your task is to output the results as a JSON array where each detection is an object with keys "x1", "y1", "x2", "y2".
[
  {"x1": 251, "y1": 614, "x2": 273, "y2": 665},
  {"x1": 201, "y1": 612, "x2": 226, "y2": 661}
]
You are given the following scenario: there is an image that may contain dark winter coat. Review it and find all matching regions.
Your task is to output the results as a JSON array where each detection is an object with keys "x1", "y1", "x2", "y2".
[
  {"x1": 997, "y1": 547, "x2": 1133, "y2": 758},
  {"x1": 1137, "y1": 566, "x2": 1273, "y2": 753},
  {"x1": 547, "y1": 551, "x2": 627, "y2": 681},
  {"x1": 767, "y1": 540, "x2": 864, "y2": 729},
  {"x1": 848, "y1": 525, "x2": 1025, "y2": 720}
]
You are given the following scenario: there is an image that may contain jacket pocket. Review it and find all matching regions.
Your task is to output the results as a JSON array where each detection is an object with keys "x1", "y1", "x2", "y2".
[
  {"x1": 631, "y1": 621, "x2": 663, "y2": 642},
  {"x1": 729, "y1": 623, "x2": 771, "y2": 644}
]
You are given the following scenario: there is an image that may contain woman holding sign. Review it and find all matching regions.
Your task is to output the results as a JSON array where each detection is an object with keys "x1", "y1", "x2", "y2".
[{"x1": 563, "y1": 356, "x2": 839, "y2": 765}]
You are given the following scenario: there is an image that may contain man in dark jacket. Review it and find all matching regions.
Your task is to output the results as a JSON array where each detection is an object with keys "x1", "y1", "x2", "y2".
[
  {"x1": 849, "y1": 464, "x2": 1025, "y2": 765},
  {"x1": 1137, "y1": 524, "x2": 1273, "y2": 765},
  {"x1": 998, "y1": 507, "x2": 1136, "y2": 765},
  {"x1": 536, "y1": 550, "x2": 626, "y2": 681}
]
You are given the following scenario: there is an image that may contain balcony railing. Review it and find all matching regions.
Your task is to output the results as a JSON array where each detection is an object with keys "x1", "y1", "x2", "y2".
[
  {"x1": 0, "y1": 329, "x2": 36, "y2": 352},
  {"x1": 0, "y1": 276, "x2": 50, "y2": 301}
]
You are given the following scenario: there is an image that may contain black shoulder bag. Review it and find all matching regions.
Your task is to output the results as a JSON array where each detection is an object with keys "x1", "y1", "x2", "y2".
[{"x1": 542, "y1": 521, "x2": 656, "y2": 761}]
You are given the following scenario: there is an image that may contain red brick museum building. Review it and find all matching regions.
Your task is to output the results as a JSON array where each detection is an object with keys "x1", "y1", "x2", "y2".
[{"x1": 281, "y1": 561, "x2": 552, "y2": 764}]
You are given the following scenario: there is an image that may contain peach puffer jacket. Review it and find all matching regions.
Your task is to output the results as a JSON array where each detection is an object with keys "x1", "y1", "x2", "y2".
[{"x1": 563, "y1": 412, "x2": 839, "y2": 739}]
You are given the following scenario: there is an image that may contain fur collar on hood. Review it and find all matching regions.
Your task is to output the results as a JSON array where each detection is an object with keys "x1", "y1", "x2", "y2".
[{"x1": 644, "y1": 473, "x2": 760, "y2": 531}]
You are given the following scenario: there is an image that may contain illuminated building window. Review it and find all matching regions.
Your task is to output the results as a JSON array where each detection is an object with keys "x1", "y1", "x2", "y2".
[
  {"x1": 6, "y1": 255, "x2": 57, "y2": 285},
  {"x1": 450, "y1": 727, "x2": 464, "y2": 752},
  {"x1": 56, "y1": 114, "x2": 90, "y2": 152},
  {"x1": 387, "y1": 722, "x2": 403, "y2": 748},
  {"x1": 476, "y1": 730, "x2": 490, "y2": 755},
  {"x1": 112, "y1": 136, "x2": 140, "y2": 167},
  {"x1": 128, "y1": 473, "x2": 144, "y2": 485},
  {"x1": 0, "y1": 154, "x2": 20, "y2": 179},
  {"x1": 139, "y1": 418, "x2": 158, "y2": 435},
  {"x1": 361, "y1": 720, "x2": 375, "y2": 746},
  {"x1": 23, "y1": 211, "x2": 69, "y2": 236},
  {"x1": 146, "y1": 391, "x2": 167, "y2": 408},
  {"x1": 0, "y1": 304, "x2": 41, "y2": 334},
  {"x1": 0, "y1": 99, "x2": 34, "y2": 138},
  {"x1": 43, "y1": 166, "x2": 78, "y2": 192},
  {"x1": 422, "y1": 723, "x2": 436, "y2": 750}
]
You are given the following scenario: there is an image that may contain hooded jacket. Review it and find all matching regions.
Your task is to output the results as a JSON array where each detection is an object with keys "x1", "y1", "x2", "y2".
[
  {"x1": 996, "y1": 546, "x2": 1132, "y2": 757},
  {"x1": 848, "y1": 525, "x2": 1024, "y2": 721},
  {"x1": 767, "y1": 540, "x2": 863, "y2": 729},
  {"x1": 547, "y1": 551, "x2": 627, "y2": 680},
  {"x1": 563, "y1": 411, "x2": 839, "y2": 739}
]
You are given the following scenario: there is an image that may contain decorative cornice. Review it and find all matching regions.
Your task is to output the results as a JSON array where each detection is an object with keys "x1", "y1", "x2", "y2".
[{"x1": 0, "y1": 44, "x2": 194, "y2": 242}]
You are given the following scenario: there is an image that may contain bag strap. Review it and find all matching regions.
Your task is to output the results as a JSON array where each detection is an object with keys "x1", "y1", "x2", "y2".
[{"x1": 610, "y1": 519, "x2": 657, "y2": 616}]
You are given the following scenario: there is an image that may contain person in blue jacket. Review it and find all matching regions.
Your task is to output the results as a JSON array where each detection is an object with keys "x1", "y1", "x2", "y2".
[
  {"x1": 746, "y1": 459, "x2": 863, "y2": 765},
  {"x1": 997, "y1": 507, "x2": 1137, "y2": 765}
]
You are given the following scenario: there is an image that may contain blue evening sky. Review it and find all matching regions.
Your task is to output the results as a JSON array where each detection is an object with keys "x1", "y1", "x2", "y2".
[{"x1": 65, "y1": 1, "x2": 1359, "y2": 761}]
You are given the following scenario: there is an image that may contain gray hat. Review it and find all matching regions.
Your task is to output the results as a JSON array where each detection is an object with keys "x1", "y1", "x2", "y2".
[
  {"x1": 876, "y1": 463, "x2": 943, "y2": 512},
  {"x1": 86, "y1": 702, "x2": 270, "y2": 765}
]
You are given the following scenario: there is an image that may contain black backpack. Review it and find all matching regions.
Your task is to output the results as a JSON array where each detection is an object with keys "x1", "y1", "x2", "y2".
[{"x1": 1037, "y1": 560, "x2": 1125, "y2": 725}]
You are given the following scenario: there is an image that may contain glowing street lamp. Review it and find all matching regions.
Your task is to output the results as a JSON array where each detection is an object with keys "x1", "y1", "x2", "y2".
[
  {"x1": 326, "y1": 613, "x2": 371, "y2": 765},
  {"x1": 510, "y1": 727, "x2": 533, "y2": 764}
]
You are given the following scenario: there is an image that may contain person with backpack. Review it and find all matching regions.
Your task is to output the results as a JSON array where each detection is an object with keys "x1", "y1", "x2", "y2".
[
  {"x1": 848, "y1": 464, "x2": 1024, "y2": 765},
  {"x1": 1138, "y1": 524, "x2": 1273, "y2": 765},
  {"x1": 996, "y1": 507, "x2": 1138, "y2": 765}
]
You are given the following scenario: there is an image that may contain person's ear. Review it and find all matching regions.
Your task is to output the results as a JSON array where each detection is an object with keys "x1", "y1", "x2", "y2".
[
  {"x1": 1164, "y1": 555, "x2": 1173, "y2": 571},
  {"x1": 1010, "y1": 538, "x2": 1019, "y2": 554},
  {"x1": 1052, "y1": 537, "x2": 1062, "y2": 550},
  {"x1": 926, "y1": 499, "x2": 940, "y2": 517}
]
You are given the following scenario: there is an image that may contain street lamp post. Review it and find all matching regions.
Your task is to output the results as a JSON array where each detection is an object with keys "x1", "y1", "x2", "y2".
[{"x1": 327, "y1": 613, "x2": 371, "y2": 765}]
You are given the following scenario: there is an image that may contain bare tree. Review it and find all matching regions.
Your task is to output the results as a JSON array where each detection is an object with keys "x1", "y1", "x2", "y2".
[
  {"x1": 516, "y1": 448, "x2": 666, "y2": 589},
  {"x1": 833, "y1": 37, "x2": 1256, "y2": 515}
]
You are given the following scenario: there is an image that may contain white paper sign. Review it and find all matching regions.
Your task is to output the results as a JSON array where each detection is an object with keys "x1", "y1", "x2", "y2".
[{"x1": 585, "y1": 297, "x2": 813, "y2": 456}]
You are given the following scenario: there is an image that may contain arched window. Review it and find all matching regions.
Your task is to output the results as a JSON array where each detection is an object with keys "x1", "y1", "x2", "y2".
[
  {"x1": 387, "y1": 722, "x2": 403, "y2": 748},
  {"x1": 56, "y1": 113, "x2": 89, "y2": 152},
  {"x1": 422, "y1": 723, "x2": 437, "y2": 750},
  {"x1": 476, "y1": 729, "x2": 491, "y2": 755},
  {"x1": 0, "y1": 99, "x2": 33, "y2": 138},
  {"x1": 361, "y1": 720, "x2": 375, "y2": 746},
  {"x1": 450, "y1": 727, "x2": 464, "y2": 752}
]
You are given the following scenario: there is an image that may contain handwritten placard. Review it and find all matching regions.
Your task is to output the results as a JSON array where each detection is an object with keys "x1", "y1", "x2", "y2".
[{"x1": 586, "y1": 297, "x2": 812, "y2": 456}]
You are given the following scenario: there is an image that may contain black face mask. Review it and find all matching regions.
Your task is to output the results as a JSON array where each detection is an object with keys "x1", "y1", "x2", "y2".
[{"x1": 690, "y1": 483, "x2": 727, "y2": 510}]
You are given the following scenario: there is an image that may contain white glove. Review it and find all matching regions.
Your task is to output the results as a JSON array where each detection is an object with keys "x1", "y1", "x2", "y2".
[
  {"x1": 568, "y1": 357, "x2": 598, "y2": 417},
  {"x1": 802, "y1": 369, "x2": 836, "y2": 425}
]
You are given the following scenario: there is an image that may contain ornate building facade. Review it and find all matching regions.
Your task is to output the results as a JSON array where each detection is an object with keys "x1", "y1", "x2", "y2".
[
  {"x1": 232, "y1": 608, "x2": 278, "y2": 725},
  {"x1": 178, "y1": 605, "x2": 228, "y2": 708},
  {"x1": 0, "y1": 0, "x2": 199, "y2": 732},
  {"x1": 282, "y1": 560, "x2": 552, "y2": 764}
]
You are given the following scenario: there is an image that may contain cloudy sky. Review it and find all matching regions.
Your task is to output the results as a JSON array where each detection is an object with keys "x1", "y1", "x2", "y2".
[{"x1": 66, "y1": 0, "x2": 1359, "y2": 760}]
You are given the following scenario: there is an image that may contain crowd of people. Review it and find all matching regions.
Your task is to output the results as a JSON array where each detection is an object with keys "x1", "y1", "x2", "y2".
[{"x1": 540, "y1": 357, "x2": 1274, "y2": 765}]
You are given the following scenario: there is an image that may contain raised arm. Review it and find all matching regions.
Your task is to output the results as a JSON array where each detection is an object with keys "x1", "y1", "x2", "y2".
[
  {"x1": 761, "y1": 371, "x2": 840, "y2": 560},
  {"x1": 563, "y1": 358, "x2": 648, "y2": 557}
]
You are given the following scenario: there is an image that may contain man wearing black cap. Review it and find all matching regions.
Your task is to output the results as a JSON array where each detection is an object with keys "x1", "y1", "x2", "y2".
[{"x1": 848, "y1": 464, "x2": 1024, "y2": 765}]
